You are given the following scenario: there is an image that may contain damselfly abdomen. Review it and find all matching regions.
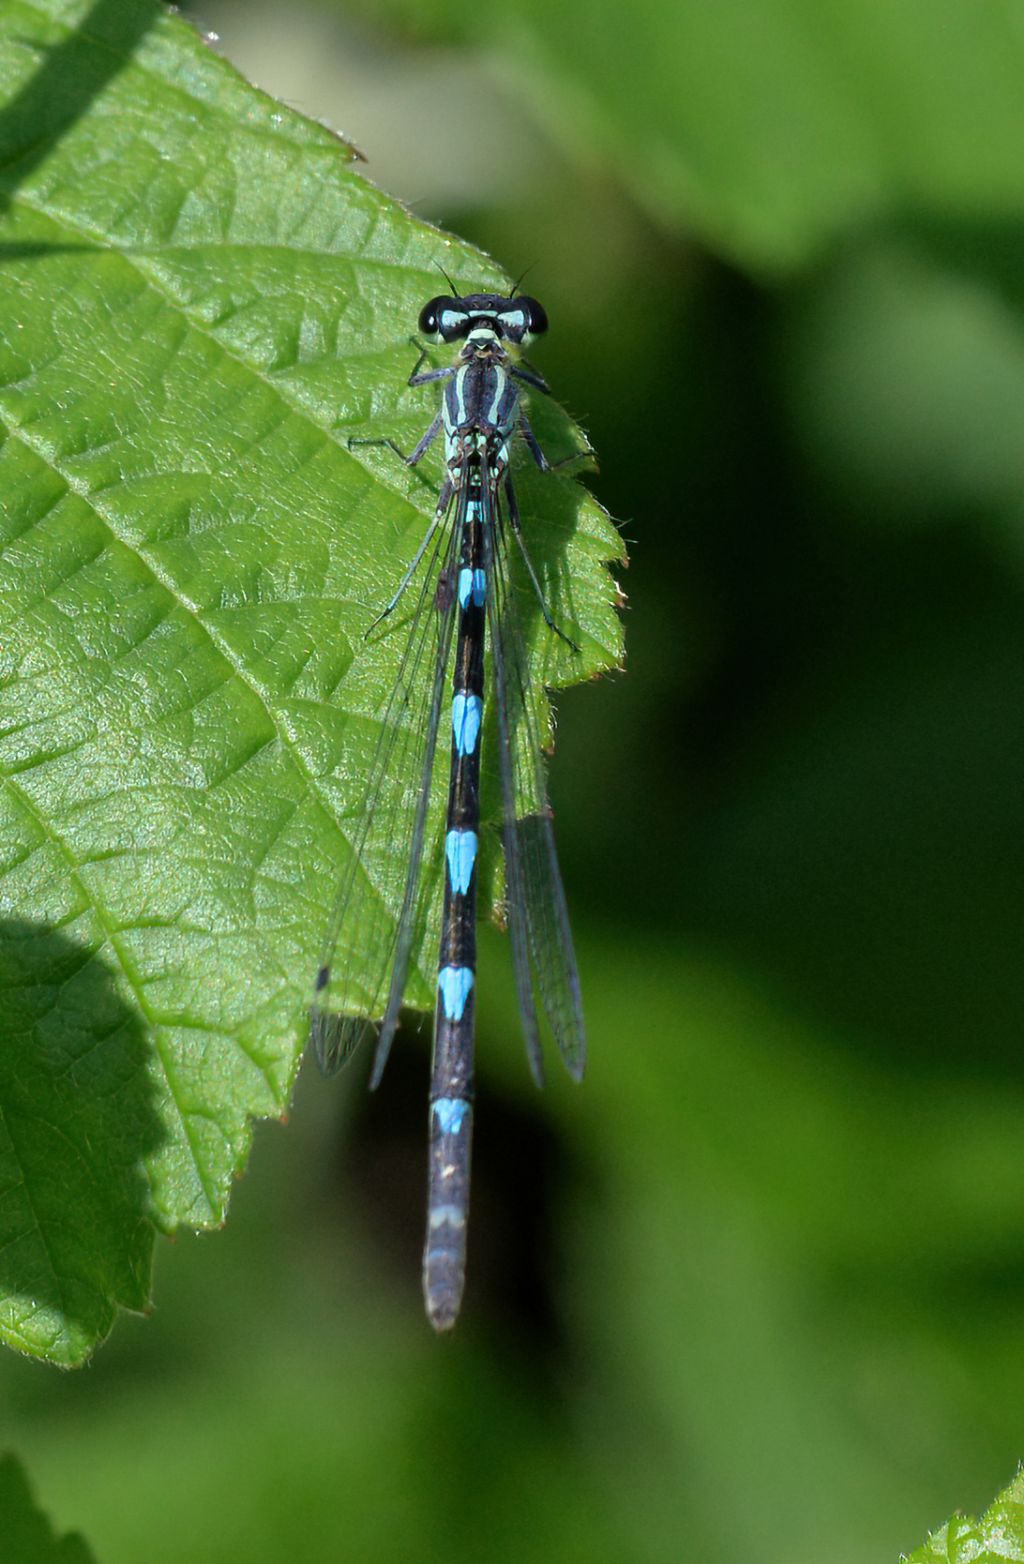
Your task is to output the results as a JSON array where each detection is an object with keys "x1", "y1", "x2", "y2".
[{"x1": 310, "y1": 288, "x2": 586, "y2": 1330}]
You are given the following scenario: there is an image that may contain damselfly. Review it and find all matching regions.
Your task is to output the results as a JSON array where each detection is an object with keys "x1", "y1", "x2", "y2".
[{"x1": 310, "y1": 287, "x2": 586, "y2": 1330}]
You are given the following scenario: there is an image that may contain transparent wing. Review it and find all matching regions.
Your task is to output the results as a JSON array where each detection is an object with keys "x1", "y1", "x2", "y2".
[
  {"x1": 481, "y1": 479, "x2": 586, "y2": 1087},
  {"x1": 310, "y1": 500, "x2": 460, "y2": 1080}
]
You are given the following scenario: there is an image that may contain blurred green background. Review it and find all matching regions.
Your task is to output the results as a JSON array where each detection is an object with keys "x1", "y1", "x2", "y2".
[{"x1": 4, "y1": 1, "x2": 1024, "y2": 1560}]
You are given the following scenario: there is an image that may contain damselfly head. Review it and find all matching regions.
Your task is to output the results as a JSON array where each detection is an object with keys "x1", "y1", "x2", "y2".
[{"x1": 417, "y1": 292, "x2": 548, "y2": 345}]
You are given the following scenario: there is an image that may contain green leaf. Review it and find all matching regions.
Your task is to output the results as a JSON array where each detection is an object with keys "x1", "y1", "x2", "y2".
[
  {"x1": 0, "y1": 1454, "x2": 99, "y2": 1564},
  {"x1": 0, "y1": 0, "x2": 622, "y2": 1364},
  {"x1": 782, "y1": 237, "x2": 1024, "y2": 540},
  {"x1": 905, "y1": 1469, "x2": 1024, "y2": 1563},
  {"x1": 345, "y1": 0, "x2": 1024, "y2": 271}
]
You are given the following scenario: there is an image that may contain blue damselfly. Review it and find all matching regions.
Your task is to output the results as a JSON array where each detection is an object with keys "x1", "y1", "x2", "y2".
[{"x1": 311, "y1": 287, "x2": 586, "y2": 1330}]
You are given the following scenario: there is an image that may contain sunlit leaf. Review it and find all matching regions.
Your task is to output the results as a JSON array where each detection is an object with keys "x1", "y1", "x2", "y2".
[
  {"x1": 904, "y1": 1469, "x2": 1024, "y2": 1563},
  {"x1": 0, "y1": 0, "x2": 622, "y2": 1364}
]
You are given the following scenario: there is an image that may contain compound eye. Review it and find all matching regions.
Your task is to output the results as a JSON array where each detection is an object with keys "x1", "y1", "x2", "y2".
[
  {"x1": 519, "y1": 296, "x2": 548, "y2": 336},
  {"x1": 418, "y1": 296, "x2": 451, "y2": 338}
]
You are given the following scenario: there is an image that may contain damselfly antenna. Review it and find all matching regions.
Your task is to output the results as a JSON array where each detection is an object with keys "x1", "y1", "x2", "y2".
[
  {"x1": 508, "y1": 263, "x2": 537, "y2": 299},
  {"x1": 433, "y1": 258, "x2": 460, "y2": 295}
]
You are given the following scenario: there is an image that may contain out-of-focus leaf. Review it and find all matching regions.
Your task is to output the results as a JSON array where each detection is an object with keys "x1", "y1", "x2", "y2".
[
  {"x1": 342, "y1": 0, "x2": 1024, "y2": 270},
  {"x1": 0, "y1": 0, "x2": 622, "y2": 1364},
  {"x1": 563, "y1": 945, "x2": 1024, "y2": 1564},
  {"x1": 0, "y1": 1454, "x2": 98, "y2": 1563},
  {"x1": 782, "y1": 236, "x2": 1024, "y2": 542}
]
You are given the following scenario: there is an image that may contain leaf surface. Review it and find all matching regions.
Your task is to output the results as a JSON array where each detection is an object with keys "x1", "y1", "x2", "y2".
[
  {"x1": 905, "y1": 1470, "x2": 1024, "y2": 1563},
  {"x1": 0, "y1": 0, "x2": 622, "y2": 1363}
]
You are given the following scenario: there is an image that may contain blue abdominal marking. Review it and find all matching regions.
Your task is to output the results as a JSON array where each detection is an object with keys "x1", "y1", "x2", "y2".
[
  {"x1": 428, "y1": 1203, "x2": 466, "y2": 1230},
  {"x1": 457, "y1": 567, "x2": 487, "y2": 609},
  {"x1": 445, "y1": 829, "x2": 478, "y2": 895},
  {"x1": 438, "y1": 964, "x2": 474, "y2": 1020},
  {"x1": 451, "y1": 692, "x2": 483, "y2": 755},
  {"x1": 433, "y1": 1097, "x2": 471, "y2": 1135}
]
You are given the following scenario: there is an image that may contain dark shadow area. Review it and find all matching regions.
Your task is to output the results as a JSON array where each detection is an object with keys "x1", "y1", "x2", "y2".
[
  {"x1": 0, "y1": 0, "x2": 163, "y2": 215},
  {"x1": 0, "y1": 919, "x2": 164, "y2": 1362},
  {"x1": 544, "y1": 232, "x2": 1024, "y2": 1083},
  {"x1": 0, "y1": 242, "x2": 99, "y2": 260},
  {"x1": 691, "y1": 242, "x2": 1023, "y2": 1079},
  {"x1": 898, "y1": 212, "x2": 1024, "y2": 320}
]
